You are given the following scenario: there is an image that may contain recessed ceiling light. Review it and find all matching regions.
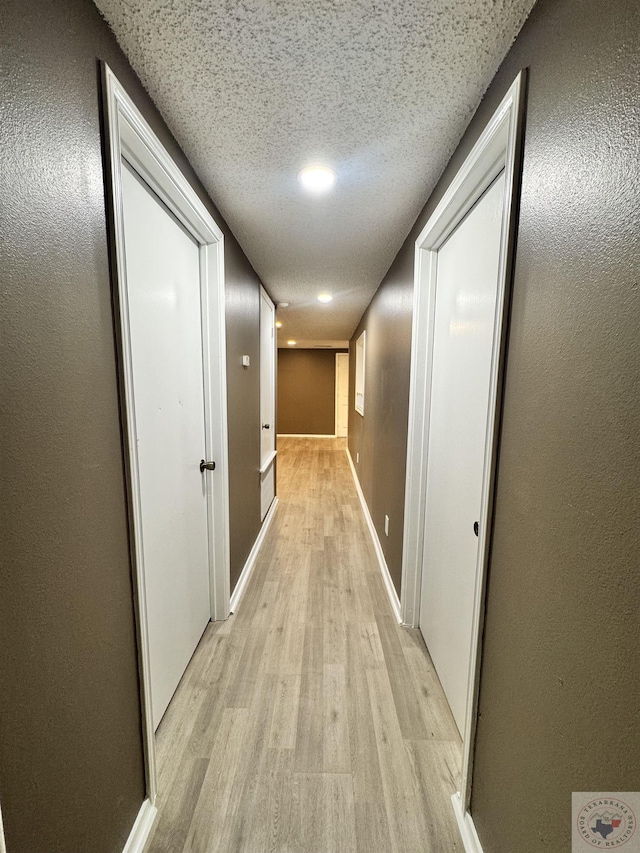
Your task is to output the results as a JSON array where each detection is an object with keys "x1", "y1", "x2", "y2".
[
  {"x1": 287, "y1": 340, "x2": 296, "y2": 346},
  {"x1": 275, "y1": 320, "x2": 283, "y2": 328},
  {"x1": 298, "y1": 165, "x2": 336, "y2": 193},
  {"x1": 317, "y1": 293, "x2": 333, "y2": 304}
]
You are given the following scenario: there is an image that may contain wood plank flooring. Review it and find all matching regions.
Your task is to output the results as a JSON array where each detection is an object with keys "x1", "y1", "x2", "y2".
[{"x1": 145, "y1": 437, "x2": 463, "y2": 853}]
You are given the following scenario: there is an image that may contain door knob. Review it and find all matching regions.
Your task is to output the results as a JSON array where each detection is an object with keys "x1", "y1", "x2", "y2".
[
  {"x1": 262, "y1": 423, "x2": 270, "y2": 429},
  {"x1": 473, "y1": 521, "x2": 479, "y2": 537},
  {"x1": 200, "y1": 459, "x2": 216, "y2": 472}
]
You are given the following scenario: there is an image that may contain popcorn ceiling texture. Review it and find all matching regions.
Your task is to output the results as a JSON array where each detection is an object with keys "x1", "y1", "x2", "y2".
[{"x1": 94, "y1": 0, "x2": 536, "y2": 341}]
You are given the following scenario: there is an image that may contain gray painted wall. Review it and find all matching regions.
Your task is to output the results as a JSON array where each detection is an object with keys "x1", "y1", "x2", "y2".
[
  {"x1": 1, "y1": 0, "x2": 263, "y2": 848},
  {"x1": 225, "y1": 248, "x2": 263, "y2": 591},
  {"x1": 348, "y1": 280, "x2": 413, "y2": 595},
  {"x1": 349, "y1": 0, "x2": 640, "y2": 849}
]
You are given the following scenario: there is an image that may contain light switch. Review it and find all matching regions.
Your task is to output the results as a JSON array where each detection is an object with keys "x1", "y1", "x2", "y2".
[{"x1": 242, "y1": 355, "x2": 250, "y2": 367}]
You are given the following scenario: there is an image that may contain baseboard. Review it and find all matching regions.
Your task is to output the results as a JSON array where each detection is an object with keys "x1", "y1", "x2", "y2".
[
  {"x1": 277, "y1": 433, "x2": 337, "y2": 438},
  {"x1": 230, "y1": 497, "x2": 279, "y2": 613},
  {"x1": 0, "y1": 801, "x2": 6, "y2": 853},
  {"x1": 452, "y1": 793, "x2": 485, "y2": 853},
  {"x1": 345, "y1": 448, "x2": 402, "y2": 624},
  {"x1": 122, "y1": 798, "x2": 157, "y2": 853}
]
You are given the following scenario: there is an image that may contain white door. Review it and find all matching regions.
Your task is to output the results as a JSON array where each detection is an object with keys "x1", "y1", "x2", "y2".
[
  {"x1": 335, "y1": 353, "x2": 349, "y2": 437},
  {"x1": 260, "y1": 288, "x2": 276, "y2": 520},
  {"x1": 419, "y1": 171, "x2": 506, "y2": 738},
  {"x1": 121, "y1": 161, "x2": 211, "y2": 730}
]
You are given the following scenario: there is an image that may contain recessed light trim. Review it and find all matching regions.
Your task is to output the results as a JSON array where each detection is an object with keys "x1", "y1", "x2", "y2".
[
  {"x1": 317, "y1": 293, "x2": 333, "y2": 304},
  {"x1": 275, "y1": 320, "x2": 283, "y2": 328},
  {"x1": 298, "y1": 165, "x2": 336, "y2": 193},
  {"x1": 287, "y1": 340, "x2": 297, "y2": 346}
]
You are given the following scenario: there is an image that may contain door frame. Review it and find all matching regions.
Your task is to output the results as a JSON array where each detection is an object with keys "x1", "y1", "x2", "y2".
[
  {"x1": 335, "y1": 352, "x2": 349, "y2": 437},
  {"x1": 101, "y1": 64, "x2": 231, "y2": 805},
  {"x1": 259, "y1": 286, "x2": 277, "y2": 519},
  {"x1": 401, "y1": 71, "x2": 526, "y2": 810}
]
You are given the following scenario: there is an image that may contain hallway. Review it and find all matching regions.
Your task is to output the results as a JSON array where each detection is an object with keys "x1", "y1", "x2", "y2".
[{"x1": 145, "y1": 438, "x2": 463, "y2": 853}]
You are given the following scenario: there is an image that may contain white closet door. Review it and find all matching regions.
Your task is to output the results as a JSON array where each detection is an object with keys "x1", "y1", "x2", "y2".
[
  {"x1": 419, "y1": 171, "x2": 506, "y2": 738},
  {"x1": 260, "y1": 288, "x2": 276, "y2": 520},
  {"x1": 121, "y1": 161, "x2": 211, "y2": 730}
]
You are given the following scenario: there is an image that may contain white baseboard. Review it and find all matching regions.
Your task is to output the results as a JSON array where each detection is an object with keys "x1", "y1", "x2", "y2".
[
  {"x1": 123, "y1": 798, "x2": 157, "y2": 853},
  {"x1": 345, "y1": 448, "x2": 402, "y2": 624},
  {"x1": 0, "y1": 777, "x2": 156, "y2": 853},
  {"x1": 452, "y1": 793, "x2": 485, "y2": 853},
  {"x1": 230, "y1": 497, "x2": 279, "y2": 613},
  {"x1": 277, "y1": 433, "x2": 337, "y2": 438},
  {"x1": 0, "y1": 800, "x2": 6, "y2": 853}
]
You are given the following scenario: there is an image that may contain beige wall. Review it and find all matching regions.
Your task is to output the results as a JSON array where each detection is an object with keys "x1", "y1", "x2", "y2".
[
  {"x1": 1, "y1": 0, "x2": 264, "y2": 848},
  {"x1": 278, "y1": 349, "x2": 346, "y2": 435},
  {"x1": 350, "y1": 0, "x2": 640, "y2": 849}
]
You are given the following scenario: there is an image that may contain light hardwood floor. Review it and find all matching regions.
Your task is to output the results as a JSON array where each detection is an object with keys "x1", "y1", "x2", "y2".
[{"x1": 145, "y1": 437, "x2": 463, "y2": 853}]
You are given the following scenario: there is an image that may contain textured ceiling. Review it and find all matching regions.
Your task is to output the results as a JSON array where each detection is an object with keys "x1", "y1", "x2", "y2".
[{"x1": 94, "y1": 0, "x2": 536, "y2": 343}]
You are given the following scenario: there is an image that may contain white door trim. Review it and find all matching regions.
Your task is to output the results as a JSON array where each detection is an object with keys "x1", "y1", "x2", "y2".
[
  {"x1": 400, "y1": 71, "x2": 526, "y2": 811},
  {"x1": 452, "y1": 793, "x2": 486, "y2": 853},
  {"x1": 259, "y1": 285, "x2": 277, "y2": 464},
  {"x1": 335, "y1": 352, "x2": 349, "y2": 437},
  {"x1": 259, "y1": 286, "x2": 277, "y2": 520},
  {"x1": 335, "y1": 353, "x2": 340, "y2": 435},
  {"x1": 102, "y1": 64, "x2": 231, "y2": 808}
]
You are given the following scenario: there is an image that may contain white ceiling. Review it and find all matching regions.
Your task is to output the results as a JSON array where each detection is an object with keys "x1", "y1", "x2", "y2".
[{"x1": 94, "y1": 0, "x2": 536, "y2": 346}]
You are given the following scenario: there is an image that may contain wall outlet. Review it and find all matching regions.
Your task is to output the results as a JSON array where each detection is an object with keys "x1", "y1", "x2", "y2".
[
  {"x1": 356, "y1": 452, "x2": 359, "y2": 463},
  {"x1": 384, "y1": 515, "x2": 389, "y2": 537}
]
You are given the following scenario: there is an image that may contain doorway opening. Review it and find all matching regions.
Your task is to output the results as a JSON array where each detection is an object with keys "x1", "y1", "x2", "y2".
[
  {"x1": 335, "y1": 352, "x2": 349, "y2": 437},
  {"x1": 260, "y1": 286, "x2": 277, "y2": 520},
  {"x1": 401, "y1": 72, "x2": 526, "y2": 831},
  {"x1": 102, "y1": 64, "x2": 231, "y2": 818}
]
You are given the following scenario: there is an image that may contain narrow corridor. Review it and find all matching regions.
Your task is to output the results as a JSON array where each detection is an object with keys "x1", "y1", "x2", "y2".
[{"x1": 145, "y1": 438, "x2": 463, "y2": 852}]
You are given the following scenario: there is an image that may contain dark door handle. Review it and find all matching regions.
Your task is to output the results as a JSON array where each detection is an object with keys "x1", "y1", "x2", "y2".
[
  {"x1": 200, "y1": 459, "x2": 216, "y2": 472},
  {"x1": 473, "y1": 521, "x2": 479, "y2": 537},
  {"x1": 262, "y1": 423, "x2": 270, "y2": 429}
]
